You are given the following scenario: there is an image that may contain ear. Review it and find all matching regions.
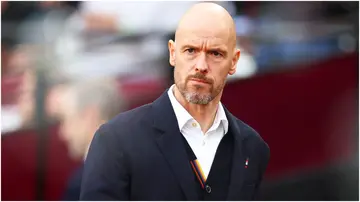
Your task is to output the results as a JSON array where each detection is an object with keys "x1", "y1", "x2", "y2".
[
  {"x1": 228, "y1": 48, "x2": 240, "y2": 75},
  {"x1": 168, "y1": 39, "x2": 176, "y2": 67}
]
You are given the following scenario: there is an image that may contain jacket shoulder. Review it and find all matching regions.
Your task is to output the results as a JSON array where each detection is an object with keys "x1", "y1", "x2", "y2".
[
  {"x1": 98, "y1": 103, "x2": 153, "y2": 136},
  {"x1": 113, "y1": 103, "x2": 151, "y2": 123},
  {"x1": 234, "y1": 117, "x2": 269, "y2": 154}
]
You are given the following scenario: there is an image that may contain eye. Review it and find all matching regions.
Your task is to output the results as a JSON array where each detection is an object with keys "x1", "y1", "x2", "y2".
[
  {"x1": 185, "y1": 48, "x2": 195, "y2": 54},
  {"x1": 209, "y1": 51, "x2": 222, "y2": 57}
]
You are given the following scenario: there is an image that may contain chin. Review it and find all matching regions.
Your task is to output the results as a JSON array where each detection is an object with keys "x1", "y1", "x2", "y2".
[
  {"x1": 185, "y1": 91, "x2": 213, "y2": 104},
  {"x1": 187, "y1": 83, "x2": 210, "y2": 91},
  {"x1": 188, "y1": 89, "x2": 210, "y2": 97}
]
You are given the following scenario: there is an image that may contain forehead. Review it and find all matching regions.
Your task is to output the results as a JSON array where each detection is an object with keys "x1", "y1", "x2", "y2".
[
  {"x1": 182, "y1": 36, "x2": 227, "y2": 47},
  {"x1": 176, "y1": 27, "x2": 232, "y2": 48}
]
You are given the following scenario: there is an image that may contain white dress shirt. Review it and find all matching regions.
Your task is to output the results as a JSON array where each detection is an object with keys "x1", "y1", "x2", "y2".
[{"x1": 167, "y1": 85, "x2": 228, "y2": 178}]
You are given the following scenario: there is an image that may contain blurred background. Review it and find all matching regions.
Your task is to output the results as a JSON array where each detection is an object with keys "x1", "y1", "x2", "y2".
[{"x1": 1, "y1": 1, "x2": 358, "y2": 200}]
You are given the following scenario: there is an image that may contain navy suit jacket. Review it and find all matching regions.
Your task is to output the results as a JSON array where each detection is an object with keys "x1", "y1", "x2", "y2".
[{"x1": 80, "y1": 90, "x2": 270, "y2": 201}]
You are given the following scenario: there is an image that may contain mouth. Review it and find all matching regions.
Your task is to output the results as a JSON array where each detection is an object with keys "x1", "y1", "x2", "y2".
[{"x1": 189, "y1": 78, "x2": 210, "y2": 84}]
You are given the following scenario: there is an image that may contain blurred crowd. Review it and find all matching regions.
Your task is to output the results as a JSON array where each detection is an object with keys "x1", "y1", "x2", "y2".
[
  {"x1": 1, "y1": 1, "x2": 358, "y2": 201},
  {"x1": 1, "y1": 0, "x2": 358, "y2": 154}
]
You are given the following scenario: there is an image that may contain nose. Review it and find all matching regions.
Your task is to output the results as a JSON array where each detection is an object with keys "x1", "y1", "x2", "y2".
[{"x1": 195, "y1": 52, "x2": 208, "y2": 74}]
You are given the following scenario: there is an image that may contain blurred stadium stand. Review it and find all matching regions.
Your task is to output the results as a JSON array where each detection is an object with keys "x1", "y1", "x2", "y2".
[
  {"x1": 2, "y1": 53, "x2": 358, "y2": 200},
  {"x1": 1, "y1": 1, "x2": 358, "y2": 200}
]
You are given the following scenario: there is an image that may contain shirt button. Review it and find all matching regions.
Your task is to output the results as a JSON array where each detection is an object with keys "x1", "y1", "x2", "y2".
[
  {"x1": 205, "y1": 185, "x2": 211, "y2": 193},
  {"x1": 202, "y1": 141, "x2": 206, "y2": 146},
  {"x1": 192, "y1": 122, "x2": 197, "y2": 127}
]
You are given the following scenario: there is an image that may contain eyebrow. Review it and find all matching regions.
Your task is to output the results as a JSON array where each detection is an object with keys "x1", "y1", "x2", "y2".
[
  {"x1": 181, "y1": 45, "x2": 228, "y2": 56},
  {"x1": 181, "y1": 44, "x2": 199, "y2": 50}
]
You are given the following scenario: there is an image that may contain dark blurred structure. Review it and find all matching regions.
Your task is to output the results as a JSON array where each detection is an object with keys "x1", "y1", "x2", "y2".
[
  {"x1": 1, "y1": 1, "x2": 358, "y2": 201},
  {"x1": 223, "y1": 53, "x2": 358, "y2": 200}
]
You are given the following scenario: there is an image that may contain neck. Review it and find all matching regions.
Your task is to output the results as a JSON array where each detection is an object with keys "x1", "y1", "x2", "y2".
[{"x1": 173, "y1": 85, "x2": 222, "y2": 134}]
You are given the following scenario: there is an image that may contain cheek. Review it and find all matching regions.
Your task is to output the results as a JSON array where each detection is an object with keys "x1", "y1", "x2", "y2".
[
  {"x1": 212, "y1": 65, "x2": 229, "y2": 84},
  {"x1": 176, "y1": 55, "x2": 194, "y2": 72},
  {"x1": 174, "y1": 67, "x2": 186, "y2": 84}
]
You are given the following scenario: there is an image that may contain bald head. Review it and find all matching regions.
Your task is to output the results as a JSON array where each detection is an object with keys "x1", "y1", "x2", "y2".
[
  {"x1": 175, "y1": 2, "x2": 237, "y2": 48},
  {"x1": 168, "y1": 2, "x2": 241, "y2": 106}
]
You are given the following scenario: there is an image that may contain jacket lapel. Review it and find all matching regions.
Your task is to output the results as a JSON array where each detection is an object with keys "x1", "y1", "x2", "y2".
[
  {"x1": 224, "y1": 109, "x2": 248, "y2": 200},
  {"x1": 151, "y1": 91, "x2": 198, "y2": 200}
]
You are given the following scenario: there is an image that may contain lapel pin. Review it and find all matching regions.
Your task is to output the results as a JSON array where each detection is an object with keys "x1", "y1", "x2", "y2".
[{"x1": 245, "y1": 158, "x2": 249, "y2": 168}]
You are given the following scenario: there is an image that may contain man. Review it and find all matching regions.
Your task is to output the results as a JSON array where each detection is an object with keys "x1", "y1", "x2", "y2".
[
  {"x1": 81, "y1": 3, "x2": 270, "y2": 201},
  {"x1": 57, "y1": 78, "x2": 123, "y2": 200}
]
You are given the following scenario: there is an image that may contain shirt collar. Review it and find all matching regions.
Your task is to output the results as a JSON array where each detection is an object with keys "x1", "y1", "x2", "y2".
[
  {"x1": 167, "y1": 84, "x2": 228, "y2": 134},
  {"x1": 211, "y1": 101, "x2": 229, "y2": 134},
  {"x1": 167, "y1": 85, "x2": 193, "y2": 131}
]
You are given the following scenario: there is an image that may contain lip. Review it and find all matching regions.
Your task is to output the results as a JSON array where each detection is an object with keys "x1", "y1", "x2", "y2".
[{"x1": 189, "y1": 78, "x2": 210, "y2": 84}]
